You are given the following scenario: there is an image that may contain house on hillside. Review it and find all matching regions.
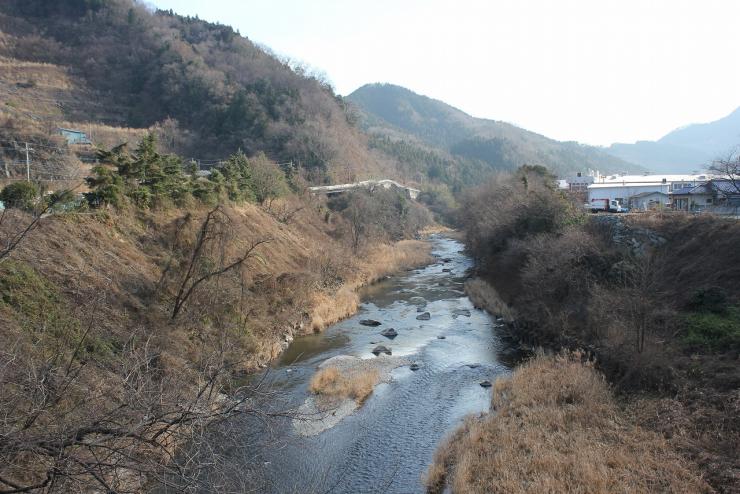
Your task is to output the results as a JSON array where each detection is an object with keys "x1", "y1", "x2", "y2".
[
  {"x1": 58, "y1": 127, "x2": 92, "y2": 145},
  {"x1": 670, "y1": 179, "x2": 740, "y2": 212}
]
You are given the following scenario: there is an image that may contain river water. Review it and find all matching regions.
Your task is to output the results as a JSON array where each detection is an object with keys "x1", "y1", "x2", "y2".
[{"x1": 246, "y1": 235, "x2": 510, "y2": 493}]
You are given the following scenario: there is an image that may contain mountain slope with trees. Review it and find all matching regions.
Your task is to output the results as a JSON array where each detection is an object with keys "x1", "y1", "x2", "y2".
[
  {"x1": 0, "y1": 0, "x2": 401, "y2": 184},
  {"x1": 347, "y1": 83, "x2": 642, "y2": 183}
]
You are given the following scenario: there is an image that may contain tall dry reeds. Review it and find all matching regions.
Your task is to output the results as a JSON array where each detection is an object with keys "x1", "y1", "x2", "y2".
[
  {"x1": 426, "y1": 353, "x2": 710, "y2": 494},
  {"x1": 464, "y1": 278, "x2": 516, "y2": 322},
  {"x1": 308, "y1": 239, "x2": 431, "y2": 331}
]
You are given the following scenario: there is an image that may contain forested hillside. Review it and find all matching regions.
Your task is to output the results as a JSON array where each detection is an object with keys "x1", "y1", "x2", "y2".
[
  {"x1": 0, "y1": 0, "x2": 399, "y2": 183},
  {"x1": 348, "y1": 83, "x2": 643, "y2": 183}
]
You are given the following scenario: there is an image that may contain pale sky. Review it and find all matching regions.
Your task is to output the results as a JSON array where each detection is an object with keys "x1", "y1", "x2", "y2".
[{"x1": 150, "y1": 0, "x2": 740, "y2": 146}]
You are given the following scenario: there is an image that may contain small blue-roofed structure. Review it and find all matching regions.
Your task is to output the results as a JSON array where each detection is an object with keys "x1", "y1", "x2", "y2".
[{"x1": 58, "y1": 127, "x2": 92, "y2": 145}]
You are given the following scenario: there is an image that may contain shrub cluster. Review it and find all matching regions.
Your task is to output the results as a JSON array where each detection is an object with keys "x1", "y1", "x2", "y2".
[
  {"x1": 328, "y1": 187, "x2": 432, "y2": 250},
  {"x1": 85, "y1": 134, "x2": 289, "y2": 209},
  {"x1": 461, "y1": 165, "x2": 583, "y2": 270}
]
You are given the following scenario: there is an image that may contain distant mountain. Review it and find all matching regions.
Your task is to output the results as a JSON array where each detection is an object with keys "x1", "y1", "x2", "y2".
[
  {"x1": 606, "y1": 107, "x2": 740, "y2": 173},
  {"x1": 346, "y1": 83, "x2": 641, "y2": 185}
]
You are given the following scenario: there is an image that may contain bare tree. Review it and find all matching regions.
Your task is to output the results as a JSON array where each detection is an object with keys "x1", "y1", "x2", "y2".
[
  {"x1": 0, "y1": 282, "x2": 293, "y2": 494},
  {"x1": 617, "y1": 253, "x2": 664, "y2": 354},
  {"x1": 168, "y1": 206, "x2": 270, "y2": 320},
  {"x1": 0, "y1": 185, "x2": 80, "y2": 264},
  {"x1": 709, "y1": 148, "x2": 740, "y2": 194}
]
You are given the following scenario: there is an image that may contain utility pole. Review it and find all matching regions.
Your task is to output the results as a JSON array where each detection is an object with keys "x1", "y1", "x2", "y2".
[{"x1": 24, "y1": 142, "x2": 31, "y2": 182}]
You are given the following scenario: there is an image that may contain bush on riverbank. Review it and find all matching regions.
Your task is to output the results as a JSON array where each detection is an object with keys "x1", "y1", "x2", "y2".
[
  {"x1": 457, "y1": 169, "x2": 740, "y2": 490},
  {"x1": 426, "y1": 353, "x2": 710, "y2": 494},
  {"x1": 328, "y1": 187, "x2": 432, "y2": 250}
]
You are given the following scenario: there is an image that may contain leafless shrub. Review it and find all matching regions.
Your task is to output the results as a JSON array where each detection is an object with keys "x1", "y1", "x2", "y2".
[
  {"x1": 158, "y1": 206, "x2": 270, "y2": 320},
  {"x1": 0, "y1": 288, "x2": 289, "y2": 493}
]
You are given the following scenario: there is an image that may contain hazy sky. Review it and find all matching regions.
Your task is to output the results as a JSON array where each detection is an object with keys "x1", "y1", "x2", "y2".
[{"x1": 150, "y1": 0, "x2": 740, "y2": 146}]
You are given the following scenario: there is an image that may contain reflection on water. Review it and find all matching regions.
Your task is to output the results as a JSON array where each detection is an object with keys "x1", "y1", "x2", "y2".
[
  {"x1": 249, "y1": 235, "x2": 511, "y2": 494},
  {"x1": 279, "y1": 332, "x2": 350, "y2": 365}
]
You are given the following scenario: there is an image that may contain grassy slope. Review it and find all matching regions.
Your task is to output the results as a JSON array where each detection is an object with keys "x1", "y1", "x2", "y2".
[
  {"x1": 427, "y1": 354, "x2": 710, "y2": 494},
  {"x1": 1, "y1": 198, "x2": 431, "y2": 369}
]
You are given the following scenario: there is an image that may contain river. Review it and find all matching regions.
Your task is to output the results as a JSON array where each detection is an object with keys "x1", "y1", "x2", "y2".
[{"x1": 240, "y1": 235, "x2": 511, "y2": 493}]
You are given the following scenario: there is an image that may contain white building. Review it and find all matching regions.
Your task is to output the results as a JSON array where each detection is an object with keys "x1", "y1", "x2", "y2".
[
  {"x1": 563, "y1": 170, "x2": 598, "y2": 193},
  {"x1": 587, "y1": 174, "x2": 710, "y2": 208}
]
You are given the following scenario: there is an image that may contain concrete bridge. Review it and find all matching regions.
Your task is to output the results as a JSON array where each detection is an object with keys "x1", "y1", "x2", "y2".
[{"x1": 309, "y1": 179, "x2": 420, "y2": 199}]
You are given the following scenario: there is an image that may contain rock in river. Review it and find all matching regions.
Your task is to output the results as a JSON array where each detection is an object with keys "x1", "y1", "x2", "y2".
[
  {"x1": 372, "y1": 345, "x2": 392, "y2": 356},
  {"x1": 453, "y1": 308, "x2": 471, "y2": 318},
  {"x1": 442, "y1": 268, "x2": 452, "y2": 273},
  {"x1": 416, "y1": 312, "x2": 431, "y2": 321},
  {"x1": 409, "y1": 363, "x2": 420, "y2": 371},
  {"x1": 479, "y1": 380, "x2": 492, "y2": 388},
  {"x1": 380, "y1": 328, "x2": 398, "y2": 339},
  {"x1": 360, "y1": 319, "x2": 382, "y2": 327}
]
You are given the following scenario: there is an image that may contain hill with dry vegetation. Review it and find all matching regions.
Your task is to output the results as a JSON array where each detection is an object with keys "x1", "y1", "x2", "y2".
[
  {"x1": 0, "y1": 176, "x2": 433, "y2": 491},
  {"x1": 0, "y1": 0, "x2": 406, "y2": 187}
]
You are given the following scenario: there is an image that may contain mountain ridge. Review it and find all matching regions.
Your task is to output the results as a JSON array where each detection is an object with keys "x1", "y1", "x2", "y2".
[
  {"x1": 605, "y1": 106, "x2": 740, "y2": 173},
  {"x1": 347, "y1": 83, "x2": 642, "y2": 180}
]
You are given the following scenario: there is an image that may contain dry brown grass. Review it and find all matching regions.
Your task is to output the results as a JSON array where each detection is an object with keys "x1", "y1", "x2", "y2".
[
  {"x1": 361, "y1": 239, "x2": 432, "y2": 284},
  {"x1": 309, "y1": 287, "x2": 360, "y2": 332},
  {"x1": 464, "y1": 278, "x2": 516, "y2": 322},
  {"x1": 309, "y1": 366, "x2": 380, "y2": 404},
  {"x1": 56, "y1": 120, "x2": 149, "y2": 149},
  {"x1": 419, "y1": 224, "x2": 455, "y2": 235},
  {"x1": 308, "y1": 239, "x2": 431, "y2": 331},
  {"x1": 0, "y1": 57, "x2": 73, "y2": 89},
  {"x1": 426, "y1": 353, "x2": 710, "y2": 494}
]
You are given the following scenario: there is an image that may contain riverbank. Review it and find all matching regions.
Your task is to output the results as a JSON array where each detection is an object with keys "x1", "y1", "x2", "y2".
[
  {"x1": 0, "y1": 195, "x2": 434, "y2": 492},
  {"x1": 308, "y1": 239, "x2": 432, "y2": 333},
  {"x1": 426, "y1": 353, "x2": 710, "y2": 494},
  {"x1": 443, "y1": 168, "x2": 739, "y2": 492}
]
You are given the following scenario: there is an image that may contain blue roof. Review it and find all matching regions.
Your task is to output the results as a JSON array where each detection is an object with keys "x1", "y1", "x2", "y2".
[
  {"x1": 58, "y1": 127, "x2": 92, "y2": 145},
  {"x1": 670, "y1": 180, "x2": 739, "y2": 196}
]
